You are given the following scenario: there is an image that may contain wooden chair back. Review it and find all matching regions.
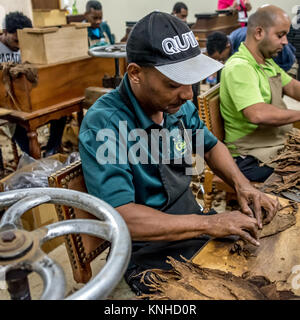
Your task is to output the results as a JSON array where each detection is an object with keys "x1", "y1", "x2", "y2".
[
  {"x1": 198, "y1": 83, "x2": 224, "y2": 141},
  {"x1": 197, "y1": 84, "x2": 235, "y2": 210},
  {"x1": 48, "y1": 160, "x2": 110, "y2": 283},
  {"x1": 197, "y1": 84, "x2": 263, "y2": 211}
]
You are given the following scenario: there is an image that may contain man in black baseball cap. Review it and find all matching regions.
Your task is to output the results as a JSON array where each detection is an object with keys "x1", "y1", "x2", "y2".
[
  {"x1": 126, "y1": 11, "x2": 223, "y2": 85},
  {"x1": 79, "y1": 11, "x2": 278, "y2": 296}
]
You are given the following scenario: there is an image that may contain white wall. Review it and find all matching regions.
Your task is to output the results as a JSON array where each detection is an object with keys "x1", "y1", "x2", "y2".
[
  {"x1": 0, "y1": 0, "x2": 299, "y2": 40},
  {"x1": 0, "y1": 0, "x2": 32, "y2": 29},
  {"x1": 74, "y1": 0, "x2": 300, "y2": 42}
]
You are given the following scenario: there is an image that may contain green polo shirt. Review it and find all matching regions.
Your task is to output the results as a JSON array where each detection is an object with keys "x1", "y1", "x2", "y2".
[
  {"x1": 220, "y1": 43, "x2": 292, "y2": 155},
  {"x1": 79, "y1": 73, "x2": 218, "y2": 209}
]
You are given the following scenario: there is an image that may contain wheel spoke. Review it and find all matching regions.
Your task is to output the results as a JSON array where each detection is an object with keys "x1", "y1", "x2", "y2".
[
  {"x1": 0, "y1": 195, "x2": 51, "y2": 229},
  {"x1": 37, "y1": 219, "x2": 112, "y2": 244},
  {"x1": 0, "y1": 188, "x2": 131, "y2": 300},
  {"x1": 31, "y1": 255, "x2": 66, "y2": 300}
]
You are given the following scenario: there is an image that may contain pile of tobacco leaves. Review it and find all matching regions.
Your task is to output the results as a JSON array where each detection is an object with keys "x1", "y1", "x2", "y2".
[{"x1": 262, "y1": 130, "x2": 300, "y2": 195}]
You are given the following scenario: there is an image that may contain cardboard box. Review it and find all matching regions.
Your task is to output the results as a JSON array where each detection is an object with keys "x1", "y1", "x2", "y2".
[
  {"x1": 18, "y1": 23, "x2": 90, "y2": 65},
  {"x1": 33, "y1": 9, "x2": 67, "y2": 27},
  {"x1": 0, "y1": 153, "x2": 68, "y2": 252}
]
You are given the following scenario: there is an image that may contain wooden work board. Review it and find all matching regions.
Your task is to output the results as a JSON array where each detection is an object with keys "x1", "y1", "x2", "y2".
[{"x1": 192, "y1": 196, "x2": 300, "y2": 296}]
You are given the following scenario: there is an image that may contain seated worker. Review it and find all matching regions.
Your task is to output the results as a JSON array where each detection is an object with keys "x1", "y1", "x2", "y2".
[
  {"x1": 218, "y1": 0, "x2": 252, "y2": 26},
  {"x1": 0, "y1": 11, "x2": 32, "y2": 63},
  {"x1": 171, "y1": 2, "x2": 188, "y2": 23},
  {"x1": 206, "y1": 28, "x2": 296, "y2": 71},
  {"x1": 84, "y1": 0, "x2": 115, "y2": 47},
  {"x1": 220, "y1": 5, "x2": 300, "y2": 182},
  {"x1": 0, "y1": 12, "x2": 66, "y2": 157},
  {"x1": 79, "y1": 11, "x2": 279, "y2": 296}
]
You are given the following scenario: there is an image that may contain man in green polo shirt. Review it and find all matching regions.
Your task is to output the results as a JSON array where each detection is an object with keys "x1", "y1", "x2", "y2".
[
  {"x1": 220, "y1": 5, "x2": 300, "y2": 182},
  {"x1": 79, "y1": 11, "x2": 279, "y2": 296}
]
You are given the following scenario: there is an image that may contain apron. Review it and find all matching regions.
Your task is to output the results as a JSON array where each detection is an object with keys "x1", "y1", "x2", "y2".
[
  {"x1": 232, "y1": 64, "x2": 293, "y2": 167},
  {"x1": 118, "y1": 79, "x2": 214, "y2": 270}
]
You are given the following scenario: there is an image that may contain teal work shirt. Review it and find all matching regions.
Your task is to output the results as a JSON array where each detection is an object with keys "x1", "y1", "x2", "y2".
[
  {"x1": 87, "y1": 21, "x2": 115, "y2": 45},
  {"x1": 79, "y1": 74, "x2": 218, "y2": 209}
]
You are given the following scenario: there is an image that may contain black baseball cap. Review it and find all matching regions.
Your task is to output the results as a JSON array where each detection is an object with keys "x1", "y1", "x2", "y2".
[{"x1": 126, "y1": 11, "x2": 223, "y2": 85}]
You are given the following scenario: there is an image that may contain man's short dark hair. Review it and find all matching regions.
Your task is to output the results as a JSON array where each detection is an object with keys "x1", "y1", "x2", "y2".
[
  {"x1": 86, "y1": 0, "x2": 102, "y2": 12},
  {"x1": 5, "y1": 12, "x2": 32, "y2": 34},
  {"x1": 247, "y1": 5, "x2": 284, "y2": 36},
  {"x1": 172, "y1": 2, "x2": 188, "y2": 14},
  {"x1": 206, "y1": 31, "x2": 228, "y2": 56}
]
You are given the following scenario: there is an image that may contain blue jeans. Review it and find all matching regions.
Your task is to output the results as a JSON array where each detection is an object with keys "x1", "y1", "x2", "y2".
[
  {"x1": 12, "y1": 117, "x2": 67, "y2": 155},
  {"x1": 235, "y1": 155, "x2": 274, "y2": 182}
]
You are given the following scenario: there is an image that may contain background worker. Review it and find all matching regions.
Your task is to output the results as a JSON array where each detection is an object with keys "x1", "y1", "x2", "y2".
[
  {"x1": 84, "y1": 0, "x2": 115, "y2": 47},
  {"x1": 218, "y1": 0, "x2": 252, "y2": 26},
  {"x1": 0, "y1": 11, "x2": 32, "y2": 63},
  {"x1": 206, "y1": 28, "x2": 296, "y2": 71},
  {"x1": 220, "y1": 5, "x2": 300, "y2": 182},
  {"x1": 0, "y1": 12, "x2": 66, "y2": 157},
  {"x1": 171, "y1": 2, "x2": 188, "y2": 23}
]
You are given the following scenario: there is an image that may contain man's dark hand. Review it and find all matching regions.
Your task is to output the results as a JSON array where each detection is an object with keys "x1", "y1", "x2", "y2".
[
  {"x1": 235, "y1": 184, "x2": 280, "y2": 229},
  {"x1": 205, "y1": 211, "x2": 260, "y2": 246}
]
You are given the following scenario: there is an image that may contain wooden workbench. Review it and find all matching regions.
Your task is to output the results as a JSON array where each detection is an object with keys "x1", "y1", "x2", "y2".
[
  {"x1": 0, "y1": 56, "x2": 126, "y2": 159},
  {"x1": 192, "y1": 196, "x2": 300, "y2": 296},
  {"x1": 191, "y1": 11, "x2": 240, "y2": 48}
]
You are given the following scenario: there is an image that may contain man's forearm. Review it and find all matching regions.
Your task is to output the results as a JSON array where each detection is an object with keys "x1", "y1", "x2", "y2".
[
  {"x1": 284, "y1": 79, "x2": 300, "y2": 101},
  {"x1": 116, "y1": 201, "x2": 261, "y2": 246},
  {"x1": 243, "y1": 103, "x2": 300, "y2": 126},
  {"x1": 116, "y1": 202, "x2": 210, "y2": 241}
]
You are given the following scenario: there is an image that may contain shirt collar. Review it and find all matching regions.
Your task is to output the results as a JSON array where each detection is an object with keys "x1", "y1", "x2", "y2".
[{"x1": 237, "y1": 43, "x2": 274, "y2": 70}]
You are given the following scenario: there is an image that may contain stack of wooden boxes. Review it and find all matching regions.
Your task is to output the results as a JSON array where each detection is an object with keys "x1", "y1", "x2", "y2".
[{"x1": 17, "y1": 23, "x2": 90, "y2": 65}]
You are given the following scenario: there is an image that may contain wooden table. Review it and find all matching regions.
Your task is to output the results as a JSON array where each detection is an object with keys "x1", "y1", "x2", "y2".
[
  {"x1": 192, "y1": 196, "x2": 300, "y2": 296},
  {"x1": 0, "y1": 56, "x2": 126, "y2": 159},
  {"x1": 191, "y1": 12, "x2": 240, "y2": 48}
]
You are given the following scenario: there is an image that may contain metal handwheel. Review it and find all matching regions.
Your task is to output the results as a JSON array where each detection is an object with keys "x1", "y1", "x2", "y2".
[
  {"x1": 88, "y1": 44, "x2": 127, "y2": 89},
  {"x1": 0, "y1": 188, "x2": 131, "y2": 300},
  {"x1": 88, "y1": 43, "x2": 127, "y2": 59}
]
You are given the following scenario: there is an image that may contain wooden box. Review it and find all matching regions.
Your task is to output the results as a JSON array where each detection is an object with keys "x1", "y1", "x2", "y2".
[
  {"x1": 33, "y1": 9, "x2": 67, "y2": 27},
  {"x1": 17, "y1": 23, "x2": 90, "y2": 65},
  {"x1": 0, "y1": 56, "x2": 126, "y2": 112}
]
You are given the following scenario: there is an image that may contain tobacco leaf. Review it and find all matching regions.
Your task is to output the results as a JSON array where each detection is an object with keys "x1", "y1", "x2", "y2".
[
  {"x1": 261, "y1": 130, "x2": 300, "y2": 194},
  {"x1": 230, "y1": 204, "x2": 297, "y2": 257},
  {"x1": 138, "y1": 256, "x2": 299, "y2": 300}
]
